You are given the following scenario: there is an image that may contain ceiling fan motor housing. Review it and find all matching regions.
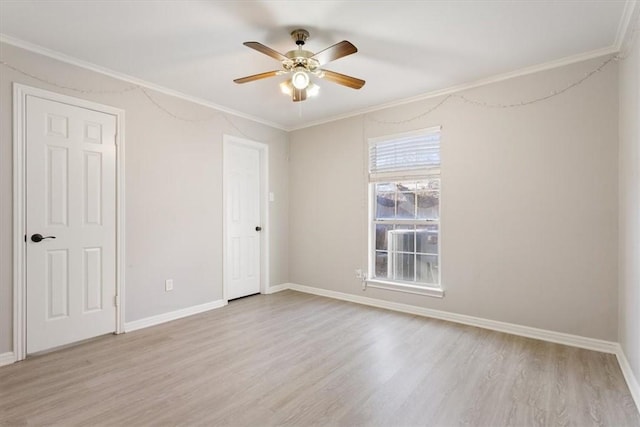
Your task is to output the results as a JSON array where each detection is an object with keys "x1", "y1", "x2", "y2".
[{"x1": 291, "y1": 29, "x2": 309, "y2": 46}]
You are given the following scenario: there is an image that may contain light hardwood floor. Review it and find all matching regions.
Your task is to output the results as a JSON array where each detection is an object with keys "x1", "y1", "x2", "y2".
[{"x1": 1, "y1": 290, "x2": 638, "y2": 426}]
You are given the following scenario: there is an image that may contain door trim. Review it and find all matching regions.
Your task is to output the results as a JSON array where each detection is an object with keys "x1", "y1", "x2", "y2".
[
  {"x1": 222, "y1": 135, "x2": 270, "y2": 303},
  {"x1": 12, "y1": 83, "x2": 126, "y2": 361}
]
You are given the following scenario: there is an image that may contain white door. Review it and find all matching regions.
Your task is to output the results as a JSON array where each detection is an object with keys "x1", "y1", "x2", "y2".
[
  {"x1": 26, "y1": 95, "x2": 117, "y2": 354},
  {"x1": 225, "y1": 141, "x2": 262, "y2": 300}
]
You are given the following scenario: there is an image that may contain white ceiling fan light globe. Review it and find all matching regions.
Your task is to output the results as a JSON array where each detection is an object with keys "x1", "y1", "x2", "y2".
[{"x1": 292, "y1": 71, "x2": 310, "y2": 89}]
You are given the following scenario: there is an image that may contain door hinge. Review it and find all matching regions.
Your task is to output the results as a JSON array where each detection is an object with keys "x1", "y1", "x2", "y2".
[{"x1": 114, "y1": 295, "x2": 119, "y2": 307}]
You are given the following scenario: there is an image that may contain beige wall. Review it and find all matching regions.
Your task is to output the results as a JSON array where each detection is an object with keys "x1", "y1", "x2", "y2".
[
  {"x1": 0, "y1": 43, "x2": 290, "y2": 354},
  {"x1": 619, "y1": 12, "x2": 640, "y2": 386},
  {"x1": 0, "y1": 38, "x2": 626, "y2": 356},
  {"x1": 289, "y1": 56, "x2": 619, "y2": 341}
]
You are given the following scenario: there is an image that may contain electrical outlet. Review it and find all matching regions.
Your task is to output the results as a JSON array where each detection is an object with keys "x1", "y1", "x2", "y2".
[
  {"x1": 355, "y1": 269, "x2": 363, "y2": 279},
  {"x1": 165, "y1": 279, "x2": 174, "y2": 292}
]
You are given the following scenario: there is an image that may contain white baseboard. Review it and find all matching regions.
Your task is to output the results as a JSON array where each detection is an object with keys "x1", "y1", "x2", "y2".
[
  {"x1": 265, "y1": 283, "x2": 290, "y2": 294},
  {"x1": 0, "y1": 352, "x2": 16, "y2": 367},
  {"x1": 616, "y1": 344, "x2": 640, "y2": 412},
  {"x1": 124, "y1": 299, "x2": 227, "y2": 333},
  {"x1": 284, "y1": 283, "x2": 618, "y2": 354}
]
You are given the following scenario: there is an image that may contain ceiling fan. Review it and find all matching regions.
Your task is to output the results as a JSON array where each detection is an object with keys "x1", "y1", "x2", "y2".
[{"x1": 233, "y1": 29, "x2": 365, "y2": 102}]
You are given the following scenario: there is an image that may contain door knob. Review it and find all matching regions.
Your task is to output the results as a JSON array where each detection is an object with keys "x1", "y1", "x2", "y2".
[
  {"x1": 31, "y1": 233, "x2": 56, "y2": 243},
  {"x1": 255, "y1": 226, "x2": 262, "y2": 232}
]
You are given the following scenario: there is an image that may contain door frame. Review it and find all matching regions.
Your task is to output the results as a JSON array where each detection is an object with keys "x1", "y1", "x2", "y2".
[
  {"x1": 222, "y1": 134, "x2": 270, "y2": 303},
  {"x1": 12, "y1": 83, "x2": 126, "y2": 361}
]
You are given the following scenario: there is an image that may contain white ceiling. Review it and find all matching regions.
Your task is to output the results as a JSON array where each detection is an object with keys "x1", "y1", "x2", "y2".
[{"x1": 0, "y1": 0, "x2": 632, "y2": 130}]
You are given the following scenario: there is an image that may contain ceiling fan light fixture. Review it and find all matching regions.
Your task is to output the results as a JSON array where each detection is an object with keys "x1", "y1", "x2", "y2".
[
  {"x1": 291, "y1": 70, "x2": 309, "y2": 90},
  {"x1": 234, "y1": 29, "x2": 364, "y2": 103}
]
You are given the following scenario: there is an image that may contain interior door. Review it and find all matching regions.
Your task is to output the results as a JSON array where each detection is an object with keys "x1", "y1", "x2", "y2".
[
  {"x1": 225, "y1": 142, "x2": 262, "y2": 300},
  {"x1": 26, "y1": 95, "x2": 117, "y2": 354}
]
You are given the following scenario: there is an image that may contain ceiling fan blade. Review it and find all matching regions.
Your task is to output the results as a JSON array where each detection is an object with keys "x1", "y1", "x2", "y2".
[
  {"x1": 233, "y1": 71, "x2": 281, "y2": 84},
  {"x1": 311, "y1": 41, "x2": 357, "y2": 65},
  {"x1": 293, "y1": 87, "x2": 307, "y2": 102},
  {"x1": 320, "y1": 69, "x2": 365, "y2": 89},
  {"x1": 243, "y1": 41, "x2": 288, "y2": 61}
]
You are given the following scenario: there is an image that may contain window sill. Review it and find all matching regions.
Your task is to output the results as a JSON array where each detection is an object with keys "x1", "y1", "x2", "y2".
[{"x1": 365, "y1": 279, "x2": 444, "y2": 298}]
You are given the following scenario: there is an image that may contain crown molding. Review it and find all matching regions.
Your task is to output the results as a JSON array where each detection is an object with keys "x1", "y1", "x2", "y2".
[
  {"x1": 0, "y1": 33, "x2": 287, "y2": 131},
  {"x1": 0, "y1": 24, "x2": 626, "y2": 133},
  {"x1": 615, "y1": 0, "x2": 640, "y2": 51},
  {"x1": 288, "y1": 45, "x2": 618, "y2": 131}
]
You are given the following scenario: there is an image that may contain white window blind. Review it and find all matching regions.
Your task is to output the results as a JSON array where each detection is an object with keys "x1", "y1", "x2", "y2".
[{"x1": 369, "y1": 128, "x2": 441, "y2": 176}]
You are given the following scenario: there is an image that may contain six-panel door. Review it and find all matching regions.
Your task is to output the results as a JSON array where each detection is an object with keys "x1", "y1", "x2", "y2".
[{"x1": 26, "y1": 95, "x2": 117, "y2": 353}]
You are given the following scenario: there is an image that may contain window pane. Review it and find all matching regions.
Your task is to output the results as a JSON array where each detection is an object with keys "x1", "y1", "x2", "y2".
[
  {"x1": 371, "y1": 177, "x2": 440, "y2": 287},
  {"x1": 416, "y1": 225, "x2": 438, "y2": 254},
  {"x1": 375, "y1": 224, "x2": 392, "y2": 251},
  {"x1": 392, "y1": 252, "x2": 415, "y2": 281},
  {"x1": 417, "y1": 254, "x2": 438, "y2": 285},
  {"x1": 396, "y1": 182, "x2": 416, "y2": 191},
  {"x1": 417, "y1": 178, "x2": 440, "y2": 219},
  {"x1": 375, "y1": 251, "x2": 388, "y2": 278},
  {"x1": 397, "y1": 192, "x2": 416, "y2": 219},
  {"x1": 376, "y1": 192, "x2": 396, "y2": 219},
  {"x1": 376, "y1": 182, "x2": 395, "y2": 192},
  {"x1": 390, "y1": 226, "x2": 414, "y2": 252}
]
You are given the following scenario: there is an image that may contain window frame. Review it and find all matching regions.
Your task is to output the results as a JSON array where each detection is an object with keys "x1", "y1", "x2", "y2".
[{"x1": 366, "y1": 127, "x2": 444, "y2": 298}]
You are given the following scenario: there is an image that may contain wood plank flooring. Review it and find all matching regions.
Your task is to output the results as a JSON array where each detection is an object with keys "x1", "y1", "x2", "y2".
[{"x1": 0, "y1": 290, "x2": 638, "y2": 426}]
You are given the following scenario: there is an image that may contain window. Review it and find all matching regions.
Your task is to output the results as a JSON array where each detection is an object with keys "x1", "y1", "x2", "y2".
[{"x1": 368, "y1": 127, "x2": 442, "y2": 297}]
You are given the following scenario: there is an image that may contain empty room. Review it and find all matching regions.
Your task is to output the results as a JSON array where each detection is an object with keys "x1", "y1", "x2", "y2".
[{"x1": 1, "y1": 0, "x2": 639, "y2": 425}]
